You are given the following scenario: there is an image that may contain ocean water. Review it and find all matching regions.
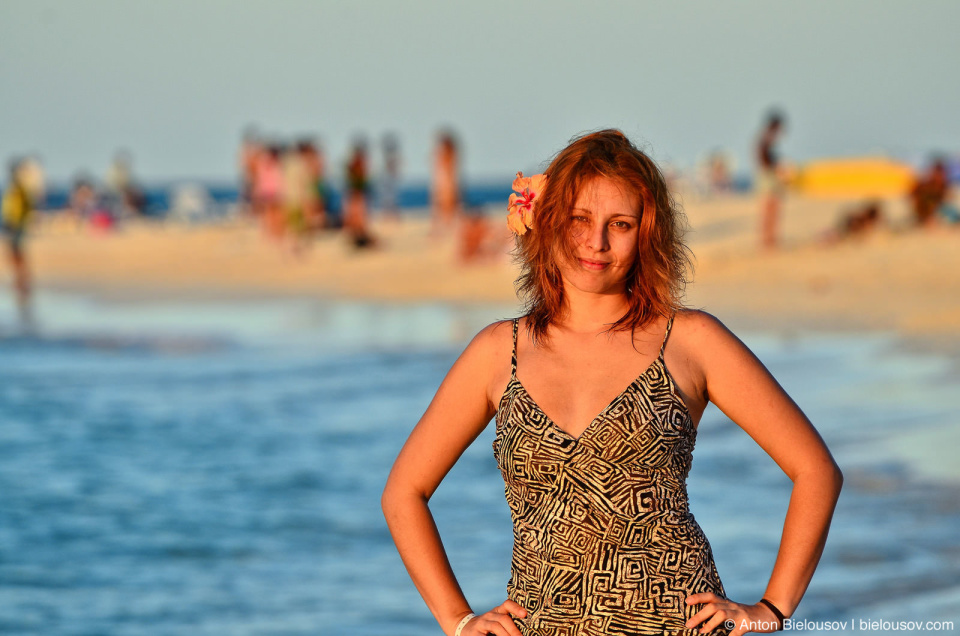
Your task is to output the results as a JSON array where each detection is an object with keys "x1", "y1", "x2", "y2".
[
  {"x1": 0, "y1": 293, "x2": 958, "y2": 635},
  {"x1": 39, "y1": 182, "x2": 516, "y2": 218}
]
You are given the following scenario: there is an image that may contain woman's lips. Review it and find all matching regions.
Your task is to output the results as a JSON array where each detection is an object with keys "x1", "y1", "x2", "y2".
[{"x1": 579, "y1": 258, "x2": 610, "y2": 271}]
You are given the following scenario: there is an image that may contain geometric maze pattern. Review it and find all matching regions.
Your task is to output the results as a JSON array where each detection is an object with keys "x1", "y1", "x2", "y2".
[{"x1": 492, "y1": 317, "x2": 729, "y2": 636}]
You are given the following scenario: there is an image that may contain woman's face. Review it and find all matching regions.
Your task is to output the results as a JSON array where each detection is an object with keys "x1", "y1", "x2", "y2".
[{"x1": 557, "y1": 177, "x2": 641, "y2": 297}]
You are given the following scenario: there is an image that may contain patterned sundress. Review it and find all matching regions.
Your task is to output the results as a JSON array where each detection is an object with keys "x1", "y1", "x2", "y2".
[{"x1": 493, "y1": 315, "x2": 729, "y2": 636}]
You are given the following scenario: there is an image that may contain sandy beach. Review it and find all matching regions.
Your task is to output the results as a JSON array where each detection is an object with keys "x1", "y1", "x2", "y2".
[{"x1": 23, "y1": 191, "x2": 960, "y2": 351}]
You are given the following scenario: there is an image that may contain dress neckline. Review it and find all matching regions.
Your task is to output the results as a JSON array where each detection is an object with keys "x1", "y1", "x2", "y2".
[
  {"x1": 512, "y1": 356, "x2": 667, "y2": 442},
  {"x1": 501, "y1": 315, "x2": 694, "y2": 442}
]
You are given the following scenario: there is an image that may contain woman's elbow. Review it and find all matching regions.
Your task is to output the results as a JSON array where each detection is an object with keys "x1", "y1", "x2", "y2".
[
  {"x1": 381, "y1": 479, "x2": 403, "y2": 519},
  {"x1": 381, "y1": 478, "x2": 426, "y2": 522},
  {"x1": 814, "y1": 458, "x2": 844, "y2": 496},
  {"x1": 381, "y1": 483, "x2": 393, "y2": 516},
  {"x1": 795, "y1": 457, "x2": 843, "y2": 494},
  {"x1": 830, "y1": 461, "x2": 844, "y2": 493}
]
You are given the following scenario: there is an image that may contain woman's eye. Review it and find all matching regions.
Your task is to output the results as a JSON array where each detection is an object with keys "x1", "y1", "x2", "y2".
[{"x1": 612, "y1": 221, "x2": 632, "y2": 229}]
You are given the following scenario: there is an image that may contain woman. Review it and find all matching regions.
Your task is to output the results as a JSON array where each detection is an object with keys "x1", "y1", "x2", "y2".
[
  {"x1": 382, "y1": 130, "x2": 843, "y2": 636},
  {"x1": 755, "y1": 111, "x2": 787, "y2": 250}
]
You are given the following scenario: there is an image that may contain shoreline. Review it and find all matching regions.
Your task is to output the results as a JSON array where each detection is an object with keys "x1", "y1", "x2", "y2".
[
  {"x1": 23, "y1": 191, "x2": 960, "y2": 358},
  {"x1": 37, "y1": 274, "x2": 960, "y2": 361}
]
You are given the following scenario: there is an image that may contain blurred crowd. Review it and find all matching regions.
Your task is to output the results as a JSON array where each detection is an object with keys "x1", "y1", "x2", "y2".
[
  {"x1": 2, "y1": 115, "x2": 959, "y2": 329},
  {"x1": 237, "y1": 127, "x2": 478, "y2": 254}
]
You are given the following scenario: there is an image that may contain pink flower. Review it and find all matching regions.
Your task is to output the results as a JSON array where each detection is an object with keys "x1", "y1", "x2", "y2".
[{"x1": 506, "y1": 171, "x2": 546, "y2": 236}]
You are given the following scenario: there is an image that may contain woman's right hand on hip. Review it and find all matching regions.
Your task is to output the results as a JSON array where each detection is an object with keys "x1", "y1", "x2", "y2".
[{"x1": 460, "y1": 600, "x2": 528, "y2": 636}]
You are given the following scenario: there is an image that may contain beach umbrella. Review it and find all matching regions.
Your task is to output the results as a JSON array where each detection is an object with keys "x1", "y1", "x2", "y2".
[{"x1": 794, "y1": 157, "x2": 915, "y2": 199}]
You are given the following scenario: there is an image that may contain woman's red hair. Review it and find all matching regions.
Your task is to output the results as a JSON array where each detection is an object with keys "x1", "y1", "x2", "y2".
[{"x1": 515, "y1": 129, "x2": 693, "y2": 343}]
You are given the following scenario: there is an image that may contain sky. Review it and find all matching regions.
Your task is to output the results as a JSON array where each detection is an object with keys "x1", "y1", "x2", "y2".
[{"x1": 2, "y1": 0, "x2": 958, "y2": 185}]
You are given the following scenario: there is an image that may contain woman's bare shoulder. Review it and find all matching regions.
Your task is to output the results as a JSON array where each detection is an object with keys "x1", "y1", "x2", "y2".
[
  {"x1": 467, "y1": 319, "x2": 515, "y2": 352},
  {"x1": 674, "y1": 308, "x2": 767, "y2": 382},
  {"x1": 663, "y1": 310, "x2": 735, "y2": 409},
  {"x1": 674, "y1": 308, "x2": 737, "y2": 342},
  {"x1": 456, "y1": 319, "x2": 517, "y2": 406},
  {"x1": 456, "y1": 319, "x2": 517, "y2": 373},
  {"x1": 671, "y1": 309, "x2": 752, "y2": 367}
]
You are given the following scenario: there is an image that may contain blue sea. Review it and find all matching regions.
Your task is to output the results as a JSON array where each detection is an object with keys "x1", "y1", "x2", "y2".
[
  {"x1": 38, "y1": 182, "x2": 519, "y2": 219},
  {"x1": 1, "y1": 293, "x2": 958, "y2": 635}
]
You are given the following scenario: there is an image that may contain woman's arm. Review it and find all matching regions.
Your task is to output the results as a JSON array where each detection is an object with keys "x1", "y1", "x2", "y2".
[
  {"x1": 381, "y1": 322, "x2": 526, "y2": 636},
  {"x1": 681, "y1": 311, "x2": 843, "y2": 635}
]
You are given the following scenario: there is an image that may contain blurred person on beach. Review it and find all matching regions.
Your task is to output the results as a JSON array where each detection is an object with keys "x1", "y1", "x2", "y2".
[
  {"x1": 344, "y1": 138, "x2": 377, "y2": 249},
  {"x1": 755, "y1": 111, "x2": 787, "y2": 249},
  {"x1": 693, "y1": 151, "x2": 733, "y2": 197},
  {"x1": 818, "y1": 201, "x2": 885, "y2": 245},
  {"x1": 68, "y1": 175, "x2": 99, "y2": 229},
  {"x1": 168, "y1": 183, "x2": 215, "y2": 225},
  {"x1": 457, "y1": 205, "x2": 502, "y2": 264},
  {"x1": 106, "y1": 150, "x2": 146, "y2": 217},
  {"x1": 2, "y1": 158, "x2": 39, "y2": 326},
  {"x1": 909, "y1": 158, "x2": 956, "y2": 227},
  {"x1": 300, "y1": 139, "x2": 330, "y2": 231},
  {"x1": 238, "y1": 126, "x2": 262, "y2": 214},
  {"x1": 254, "y1": 143, "x2": 285, "y2": 240},
  {"x1": 380, "y1": 133, "x2": 402, "y2": 220},
  {"x1": 281, "y1": 140, "x2": 314, "y2": 254},
  {"x1": 709, "y1": 150, "x2": 733, "y2": 193},
  {"x1": 383, "y1": 129, "x2": 842, "y2": 636},
  {"x1": 431, "y1": 129, "x2": 461, "y2": 236}
]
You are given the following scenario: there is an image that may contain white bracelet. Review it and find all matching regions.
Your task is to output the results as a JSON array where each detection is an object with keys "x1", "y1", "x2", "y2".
[{"x1": 454, "y1": 612, "x2": 476, "y2": 636}]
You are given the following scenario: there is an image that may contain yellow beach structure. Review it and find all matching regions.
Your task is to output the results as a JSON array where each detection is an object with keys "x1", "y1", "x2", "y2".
[{"x1": 794, "y1": 157, "x2": 915, "y2": 199}]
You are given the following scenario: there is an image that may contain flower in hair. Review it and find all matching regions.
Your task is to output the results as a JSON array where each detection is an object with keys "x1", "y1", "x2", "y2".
[{"x1": 507, "y1": 171, "x2": 547, "y2": 236}]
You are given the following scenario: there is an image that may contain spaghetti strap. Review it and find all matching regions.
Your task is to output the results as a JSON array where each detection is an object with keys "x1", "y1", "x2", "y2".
[
  {"x1": 510, "y1": 318, "x2": 519, "y2": 378},
  {"x1": 658, "y1": 313, "x2": 675, "y2": 359}
]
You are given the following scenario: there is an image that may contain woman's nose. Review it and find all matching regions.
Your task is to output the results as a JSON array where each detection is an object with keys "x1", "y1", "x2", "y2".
[{"x1": 584, "y1": 221, "x2": 608, "y2": 251}]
